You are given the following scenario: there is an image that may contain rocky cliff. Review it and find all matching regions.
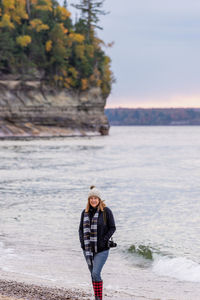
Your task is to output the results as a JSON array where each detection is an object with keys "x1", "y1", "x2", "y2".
[{"x1": 0, "y1": 79, "x2": 109, "y2": 138}]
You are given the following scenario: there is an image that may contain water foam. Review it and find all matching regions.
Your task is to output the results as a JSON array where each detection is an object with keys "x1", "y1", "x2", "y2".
[
  {"x1": 0, "y1": 241, "x2": 17, "y2": 271},
  {"x1": 152, "y1": 255, "x2": 200, "y2": 282}
]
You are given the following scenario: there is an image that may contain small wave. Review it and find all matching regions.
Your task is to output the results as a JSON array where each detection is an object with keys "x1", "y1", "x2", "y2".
[
  {"x1": 0, "y1": 241, "x2": 16, "y2": 266},
  {"x1": 152, "y1": 256, "x2": 200, "y2": 282},
  {"x1": 128, "y1": 244, "x2": 153, "y2": 260}
]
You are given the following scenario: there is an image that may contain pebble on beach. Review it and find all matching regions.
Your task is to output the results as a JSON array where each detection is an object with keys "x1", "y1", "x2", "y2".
[{"x1": 0, "y1": 279, "x2": 90, "y2": 300}]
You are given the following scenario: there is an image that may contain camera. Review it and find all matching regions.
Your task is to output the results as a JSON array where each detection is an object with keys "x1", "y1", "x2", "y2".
[{"x1": 107, "y1": 238, "x2": 117, "y2": 248}]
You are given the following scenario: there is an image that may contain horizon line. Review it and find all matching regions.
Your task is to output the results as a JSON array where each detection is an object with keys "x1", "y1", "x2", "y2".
[{"x1": 105, "y1": 106, "x2": 200, "y2": 109}]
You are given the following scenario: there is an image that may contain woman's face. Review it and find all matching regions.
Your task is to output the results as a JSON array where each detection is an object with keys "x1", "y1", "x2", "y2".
[{"x1": 89, "y1": 196, "x2": 100, "y2": 208}]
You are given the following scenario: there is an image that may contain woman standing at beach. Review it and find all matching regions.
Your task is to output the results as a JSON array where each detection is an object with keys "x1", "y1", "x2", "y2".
[{"x1": 79, "y1": 186, "x2": 116, "y2": 300}]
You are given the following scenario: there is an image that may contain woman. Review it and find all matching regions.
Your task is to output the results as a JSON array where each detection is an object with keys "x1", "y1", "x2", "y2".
[{"x1": 79, "y1": 186, "x2": 116, "y2": 300}]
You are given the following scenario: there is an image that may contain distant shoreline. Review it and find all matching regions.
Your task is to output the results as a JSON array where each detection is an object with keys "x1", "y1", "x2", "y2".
[
  {"x1": 105, "y1": 107, "x2": 200, "y2": 126},
  {"x1": 106, "y1": 107, "x2": 200, "y2": 109}
]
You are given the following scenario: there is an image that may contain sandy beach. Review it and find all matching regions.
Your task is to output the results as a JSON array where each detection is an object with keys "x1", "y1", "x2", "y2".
[
  {"x1": 0, "y1": 279, "x2": 90, "y2": 300},
  {"x1": 0, "y1": 297, "x2": 25, "y2": 300},
  {"x1": 0, "y1": 297, "x2": 24, "y2": 300}
]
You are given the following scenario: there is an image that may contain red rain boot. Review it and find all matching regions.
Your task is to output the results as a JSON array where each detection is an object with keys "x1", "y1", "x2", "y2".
[{"x1": 92, "y1": 280, "x2": 103, "y2": 300}]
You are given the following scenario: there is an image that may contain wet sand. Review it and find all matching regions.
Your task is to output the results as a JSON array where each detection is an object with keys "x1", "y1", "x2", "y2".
[{"x1": 0, "y1": 279, "x2": 90, "y2": 300}]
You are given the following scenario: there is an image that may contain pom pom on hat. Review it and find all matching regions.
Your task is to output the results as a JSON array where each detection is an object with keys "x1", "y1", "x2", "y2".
[{"x1": 88, "y1": 185, "x2": 101, "y2": 199}]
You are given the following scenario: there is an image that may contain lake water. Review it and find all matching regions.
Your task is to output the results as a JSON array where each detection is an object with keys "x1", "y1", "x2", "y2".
[{"x1": 0, "y1": 126, "x2": 200, "y2": 299}]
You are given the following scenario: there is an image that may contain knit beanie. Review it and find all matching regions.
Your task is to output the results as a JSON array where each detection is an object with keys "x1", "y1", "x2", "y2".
[{"x1": 88, "y1": 185, "x2": 101, "y2": 200}]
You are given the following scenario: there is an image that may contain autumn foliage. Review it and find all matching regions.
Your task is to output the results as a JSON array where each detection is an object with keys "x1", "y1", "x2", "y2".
[{"x1": 0, "y1": 0, "x2": 114, "y2": 98}]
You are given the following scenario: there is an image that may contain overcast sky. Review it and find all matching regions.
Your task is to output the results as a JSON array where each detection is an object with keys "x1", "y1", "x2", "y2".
[{"x1": 67, "y1": 0, "x2": 200, "y2": 108}]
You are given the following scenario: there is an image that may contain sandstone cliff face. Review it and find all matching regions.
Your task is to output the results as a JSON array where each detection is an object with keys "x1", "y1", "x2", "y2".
[{"x1": 0, "y1": 80, "x2": 109, "y2": 137}]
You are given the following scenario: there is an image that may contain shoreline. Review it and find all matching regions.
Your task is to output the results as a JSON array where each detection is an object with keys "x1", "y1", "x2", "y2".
[{"x1": 0, "y1": 279, "x2": 90, "y2": 300}]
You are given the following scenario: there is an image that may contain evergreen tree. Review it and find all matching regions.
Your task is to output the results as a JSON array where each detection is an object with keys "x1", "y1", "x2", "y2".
[
  {"x1": 0, "y1": 31, "x2": 15, "y2": 74},
  {"x1": 63, "y1": 0, "x2": 67, "y2": 8},
  {"x1": 71, "y1": 0, "x2": 107, "y2": 41}
]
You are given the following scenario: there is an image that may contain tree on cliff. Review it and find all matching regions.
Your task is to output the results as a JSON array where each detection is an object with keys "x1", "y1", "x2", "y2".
[
  {"x1": 63, "y1": 0, "x2": 67, "y2": 8},
  {"x1": 0, "y1": 0, "x2": 113, "y2": 98},
  {"x1": 71, "y1": 0, "x2": 107, "y2": 41},
  {"x1": 26, "y1": 0, "x2": 31, "y2": 16},
  {"x1": 72, "y1": 0, "x2": 114, "y2": 96}
]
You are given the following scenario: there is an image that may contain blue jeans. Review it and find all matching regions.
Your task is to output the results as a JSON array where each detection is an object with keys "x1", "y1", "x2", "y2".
[{"x1": 83, "y1": 250, "x2": 109, "y2": 281}]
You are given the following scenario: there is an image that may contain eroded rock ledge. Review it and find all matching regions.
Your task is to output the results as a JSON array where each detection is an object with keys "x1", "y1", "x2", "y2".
[{"x1": 0, "y1": 80, "x2": 109, "y2": 138}]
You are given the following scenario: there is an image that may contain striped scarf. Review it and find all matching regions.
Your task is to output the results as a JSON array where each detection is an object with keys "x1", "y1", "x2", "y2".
[{"x1": 83, "y1": 209, "x2": 99, "y2": 266}]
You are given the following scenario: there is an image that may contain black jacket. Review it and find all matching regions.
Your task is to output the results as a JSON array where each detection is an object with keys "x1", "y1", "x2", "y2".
[{"x1": 79, "y1": 206, "x2": 116, "y2": 252}]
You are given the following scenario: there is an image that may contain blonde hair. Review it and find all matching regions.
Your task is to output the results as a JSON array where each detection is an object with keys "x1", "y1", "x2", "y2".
[{"x1": 85, "y1": 197, "x2": 106, "y2": 212}]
